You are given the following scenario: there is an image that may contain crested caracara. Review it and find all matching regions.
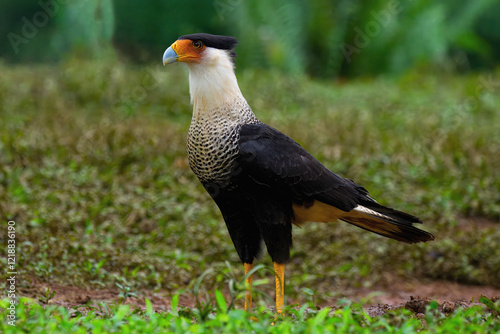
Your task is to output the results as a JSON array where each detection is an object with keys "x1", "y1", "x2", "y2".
[{"x1": 163, "y1": 33, "x2": 434, "y2": 315}]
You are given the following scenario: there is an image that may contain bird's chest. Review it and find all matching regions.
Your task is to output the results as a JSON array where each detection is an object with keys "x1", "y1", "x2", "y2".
[{"x1": 187, "y1": 118, "x2": 240, "y2": 185}]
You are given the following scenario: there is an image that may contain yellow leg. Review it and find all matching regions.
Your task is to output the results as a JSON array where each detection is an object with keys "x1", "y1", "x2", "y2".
[
  {"x1": 273, "y1": 262, "x2": 285, "y2": 315},
  {"x1": 244, "y1": 262, "x2": 254, "y2": 312}
]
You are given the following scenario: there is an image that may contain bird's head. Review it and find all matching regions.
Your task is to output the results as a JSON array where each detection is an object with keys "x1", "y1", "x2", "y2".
[
  {"x1": 163, "y1": 33, "x2": 243, "y2": 110},
  {"x1": 163, "y1": 33, "x2": 238, "y2": 67}
]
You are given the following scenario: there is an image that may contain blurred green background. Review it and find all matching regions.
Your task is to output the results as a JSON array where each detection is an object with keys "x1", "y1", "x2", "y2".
[{"x1": 1, "y1": 0, "x2": 500, "y2": 76}]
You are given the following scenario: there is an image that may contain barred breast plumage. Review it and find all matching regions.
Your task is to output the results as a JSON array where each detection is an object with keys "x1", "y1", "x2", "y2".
[{"x1": 186, "y1": 97, "x2": 259, "y2": 186}]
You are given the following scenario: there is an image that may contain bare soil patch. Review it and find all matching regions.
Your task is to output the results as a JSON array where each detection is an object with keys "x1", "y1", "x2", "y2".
[
  {"x1": 19, "y1": 277, "x2": 500, "y2": 317},
  {"x1": 456, "y1": 216, "x2": 498, "y2": 232}
]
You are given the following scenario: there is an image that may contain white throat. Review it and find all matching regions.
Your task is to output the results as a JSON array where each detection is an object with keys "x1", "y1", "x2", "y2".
[{"x1": 186, "y1": 48, "x2": 245, "y2": 113}]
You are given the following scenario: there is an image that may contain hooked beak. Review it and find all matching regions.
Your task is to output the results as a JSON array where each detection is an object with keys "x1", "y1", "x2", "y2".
[{"x1": 163, "y1": 46, "x2": 178, "y2": 65}]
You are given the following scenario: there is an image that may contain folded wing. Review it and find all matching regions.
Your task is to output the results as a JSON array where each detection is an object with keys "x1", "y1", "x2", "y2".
[{"x1": 238, "y1": 123, "x2": 434, "y2": 244}]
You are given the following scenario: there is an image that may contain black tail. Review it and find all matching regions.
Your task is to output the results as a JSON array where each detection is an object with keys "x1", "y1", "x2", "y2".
[{"x1": 340, "y1": 200, "x2": 435, "y2": 244}]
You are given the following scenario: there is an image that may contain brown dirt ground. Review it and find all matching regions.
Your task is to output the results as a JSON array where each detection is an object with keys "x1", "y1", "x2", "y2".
[{"x1": 19, "y1": 276, "x2": 500, "y2": 317}]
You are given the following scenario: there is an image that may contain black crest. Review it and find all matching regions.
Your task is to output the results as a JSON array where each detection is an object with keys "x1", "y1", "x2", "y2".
[{"x1": 179, "y1": 33, "x2": 238, "y2": 62}]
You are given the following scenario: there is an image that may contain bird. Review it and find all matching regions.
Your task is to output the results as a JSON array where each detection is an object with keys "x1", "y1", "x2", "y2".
[{"x1": 162, "y1": 33, "x2": 434, "y2": 315}]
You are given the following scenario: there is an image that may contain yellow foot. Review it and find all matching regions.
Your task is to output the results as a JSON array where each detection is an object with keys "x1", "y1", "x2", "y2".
[
  {"x1": 244, "y1": 262, "x2": 255, "y2": 312},
  {"x1": 273, "y1": 262, "x2": 285, "y2": 316}
]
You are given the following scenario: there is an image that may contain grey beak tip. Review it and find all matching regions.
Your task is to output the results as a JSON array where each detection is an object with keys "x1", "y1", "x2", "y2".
[{"x1": 163, "y1": 46, "x2": 178, "y2": 65}]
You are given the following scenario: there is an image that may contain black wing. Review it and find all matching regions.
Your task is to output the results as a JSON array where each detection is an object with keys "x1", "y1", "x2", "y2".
[
  {"x1": 238, "y1": 123, "x2": 370, "y2": 212},
  {"x1": 237, "y1": 123, "x2": 434, "y2": 243}
]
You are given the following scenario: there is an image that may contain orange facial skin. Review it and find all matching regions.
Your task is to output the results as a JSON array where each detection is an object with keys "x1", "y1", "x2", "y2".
[{"x1": 171, "y1": 39, "x2": 206, "y2": 63}]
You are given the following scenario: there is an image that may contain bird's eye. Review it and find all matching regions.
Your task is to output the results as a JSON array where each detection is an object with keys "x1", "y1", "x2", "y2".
[{"x1": 193, "y1": 41, "x2": 203, "y2": 49}]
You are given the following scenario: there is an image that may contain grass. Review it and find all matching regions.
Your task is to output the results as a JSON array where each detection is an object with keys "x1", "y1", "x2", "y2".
[
  {"x1": 1, "y1": 297, "x2": 499, "y2": 333},
  {"x1": 0, "y1": 59, "x2": 499, "y2": 331}
]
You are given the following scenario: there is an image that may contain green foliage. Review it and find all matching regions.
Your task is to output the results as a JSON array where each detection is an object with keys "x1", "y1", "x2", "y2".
[
  {"x1": 0, "y1": 0, "x2": 114, "y2": 62},
  {"x1": 38, "y1": 288, "x2": 56, "y2": 305},
  {"x1": 1, "y1": 297, "x2": 499, "y2": 333},
  {"x1": 479, "y1": 296, "x2": 500, "y2": 315},
  {"x1": 0, "y1": 62, "x2": 499, "y2": 299},
  {"x1": 340, "y1": 0, "x2": 499, "y2": 76},
  {"x1": 211, "y1": 0, "x2": 500, "y2": 76},
  {"x1": 0, "y1": 61, "x2": 500, "y2": 298},
  {"x1": 53, "y1": 0, "x2": 115, "y2": 58},
  {"x1": 1, "y1": 0, "x2": 499, "y2": 75}
]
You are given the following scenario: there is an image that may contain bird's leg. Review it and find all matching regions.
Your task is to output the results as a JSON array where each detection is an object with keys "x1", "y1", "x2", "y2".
[
  {"x1": 273, "y1": 262, "x2": 285, "y2": 315},
  {"x1": 244, "y1": 262, "x2": 254, "y2": 312}
]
